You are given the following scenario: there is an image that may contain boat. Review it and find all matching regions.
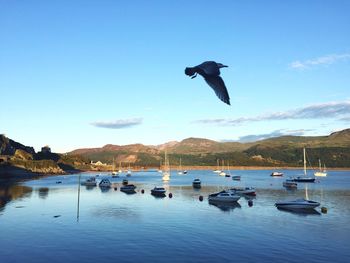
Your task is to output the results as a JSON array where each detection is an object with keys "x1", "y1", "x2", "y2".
[
  {"x1": 283, "y1": 179, "x2": 297, "y2": 188},
  {"x1": 229, "y1": 187, "x2": 256, "y2": 196},
  {"x1": 213, "y1": 159, "x2": 222, "y2": 173},
  {"x1": 192, "y1": 178, "x2": 201, "y2": 188},
  {"x1": 290, "y1": 148, "x2": 315, "y2": 183},
  {"x1": 271, "y1": 171, "x2": 283, "y2": 177},
  {"x1": 275, "y1": 198, "x2": 320, "y2": 210},
  {"x1": 208, "y1": 191, "x2": 240, "y2": 202},
  {"x1": 314, "y1": 159, "x2": 327, "y2": 177},
  {"x1": 99, "y1": 178, "x2": 111, "y2": 187},
  {"x1": 162, "y1": 151, "x2": 170, "y2": 182},
  {"x1": 120, "y1": 184, "x2": 137, "y2": 192},
  {"x1": 219, "y1": 160, "x2": 226, "y2": 176},
  {"x1": 126, "y1": 163, "x2": 132, "y2": 176},
  {"x1": 232, "y1": 175, "x2": 241, "y2": 181},
  {"x1": 225, "y1": 161, "x2": 231, "y2": 177},
  {"x1": 122, "y1": 179, "x2": 128, "y2": 185},
  {"x1": 151, "y1": 187, "x2": 166, "y2": 196},
  {"x1": 81, "y1": 176, "x2": 97, "y2": 186},
  {"x1": 111, "y1": 158, "x2": 119, "y2": 177},
  {"x1": 118, "y1": 162, "x2": 123, "y2": 174}
]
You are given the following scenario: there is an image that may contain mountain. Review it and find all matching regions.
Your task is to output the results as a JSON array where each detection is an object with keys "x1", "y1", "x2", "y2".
[{"x1": 68, "y1": 129, "x2": 350, "y2": 167}]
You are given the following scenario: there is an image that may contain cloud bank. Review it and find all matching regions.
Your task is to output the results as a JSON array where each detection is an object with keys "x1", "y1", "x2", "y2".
[
  {"x1": 236, "y1": 129, "x2": 313, "y2": 143},
  {"x1": 194, "y1": 101, "x2": 350, "y2": 126},
  {"x1": 91, "y1": 118, "x2": 143, "y2": 129},
  {"x1": 290, "y1": 53, "x2": 350, "y2": 69}
]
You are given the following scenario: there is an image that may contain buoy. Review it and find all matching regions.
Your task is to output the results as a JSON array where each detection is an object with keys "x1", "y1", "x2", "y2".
[
  {"x1": 169, "y1": 193, "x2": 173, "y2": 198},
  {"x1": 248, "y1": 200, "x2": 253, "y2": 207},
  {"x1": 141, "y1": 189, "x2": 144, "y2": 194},
  {"x1": 114, "y1": 187, "x2": 118, "y2": 191},
  {"x1": 321, "y1": 207, "x2": 328, "y2": 214},
  {"x1": 199, "y1": 195, "x2": 203, "y2": 202}
]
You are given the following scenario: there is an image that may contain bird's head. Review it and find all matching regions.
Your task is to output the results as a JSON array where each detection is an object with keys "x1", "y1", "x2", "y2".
[{"x1": 185, "y1": 67, "x2": 198, "y2": 79}]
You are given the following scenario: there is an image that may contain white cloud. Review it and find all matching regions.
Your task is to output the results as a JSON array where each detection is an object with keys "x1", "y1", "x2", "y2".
[
  {"x1": 194, "y1": 101, "x2": 350, "y2": 126},
  {"x1": 289, "y1": 53, "x2": 350, "y2": 69},
  {"x1": 91, "y1": 118, "x2": 143, "y2": 129}
]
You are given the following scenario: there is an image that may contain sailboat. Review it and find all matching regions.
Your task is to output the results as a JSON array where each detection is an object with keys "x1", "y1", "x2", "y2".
[
  {"x1": 178, "y1": 158, "x2": 183, "y2": 175},
  {"x1": 275, "y1": 183, "x2": 320, "y2": 210},
  {"x1": 158, "y1": 160, "x2": 162, "y2": 173},
  {"x1": 314, "y1": 159, "x2": 327, "y2": 177},
  {"x1": 219, "y1": 160, "x2": 226, "y2": 176},
  {"x1": 213, "y1": 159, "x2": 222, "y2": 173},
  {"x1": 225, "y1": 161, "x2": 231, "y2": 177},
  {"x1": 162, "y1": 151, "x2": 170, "y2": 182},
  {"x1": 126, "y1": 162, "x2": 132, "y2": 177},
  {"x1": 118, "y1": 162, "x2": 123, "y2": 174},
  {"x1": 111, "y1": 158, "x2": 119, "y2": 177},
  {"x1": 291, "y1": 148, "x2": 315, "y2": 183},
  {"x1": 177, "y1": 157, "x2": 187, "y2": 175}
]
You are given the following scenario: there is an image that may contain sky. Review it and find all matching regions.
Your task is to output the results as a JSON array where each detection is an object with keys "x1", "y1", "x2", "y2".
[{"x1": 1, "y1": 0, "x2": 350, "y2": 153}]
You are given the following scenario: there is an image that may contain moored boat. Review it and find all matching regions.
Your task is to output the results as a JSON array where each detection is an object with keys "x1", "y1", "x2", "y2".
[
  {"x1": 192, "y1": 178, "x2": 201, "y2": 188},
  {"x1": 120, "y1": 184, "x2": 136, "y2": 192},
  {"x1": 271, "y1": 172, "x2": 283, "y2": 177},
  {"x1": 81, "y1": 176, "x2": 97, "y2": 186},
  {"x1": 99, "y1": 178, "x2": 111, "y2": 188},
  {"x1": 283, "y1": 180, "x2": 297, "y2": 188},
  {"x1": 151, "y1": 187, "x2": 166, "y2": 196},
  {"x1": 208, "y1": 191, "x2": 240, "y2": 202},
  {"x1": 275, "y1": 199, "x2": 320, "y2": 210},
  {"x1": 232, "y1": 175, "x2": 241, "y2": 181},
  {"x1": 122, "y1": 179, "x2": 128, "y2": 185},
  {"x1": 229, "y1": 187, "x2": 256, "y2": 196}
]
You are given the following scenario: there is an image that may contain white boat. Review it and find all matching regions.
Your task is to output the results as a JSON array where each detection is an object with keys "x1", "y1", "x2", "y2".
[
  {"x1": 219, "y1": 160, "x2": 226, "y2": 176},
  {"x1": 111, "y1": 158, "x2": 119, "y2": 177},
  {"x1": 126, "y1": 163, "x2": 132, "y2": 176},
  {"x1": 232, "y1": 175, "x2": 241, "y2": 181},
  {"x1": 275, "y1": 198, "x2": 320, "y2": 209},
  {"x1": 283, "y1": 180, "x2": 297, "y2": 188},
  {"x1": 314, "y1": 159, "x2": 327, "y2": 177},
  {"x1": 192, "y1": 178, "x2": 201, "y2": 188},
  {"x1": 271, "y1": 171, "x2": 283, "y2": 177},
  {"x1": 178, "y1": 158, "x2": 184, "y2": 175},
  {"x1": 162, "y1": 151, "x2": 170, "y2": 182},
  {"x1": 290, "y1": 148, "x2": 315, "y2": 183},
  {"x1": 213, "y1": 159, "x2": 222, "y2": 173},
  {"x1": 208, "y1": 191, "x2": 240, "y2": 202},
  {"x1": 229, "y1": 187, "x2": 256, "y2": 196},
  {"x1": 151, "y1": 187, "x2": 166, "y2": 195},
  {"x1": 99, "y1": 178, "x2": 111, "y2": 187},
  {"x1": 81, "y1": 176, "x2": 97, "y2": 186},
  {"x1": 120, "y1": 184, "x2": 136, "y2": 192}
]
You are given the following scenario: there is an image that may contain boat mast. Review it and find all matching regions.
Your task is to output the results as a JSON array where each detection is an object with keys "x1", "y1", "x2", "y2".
[{"x1": 303, "y1": 148, "x2": 307, "y2": 176}]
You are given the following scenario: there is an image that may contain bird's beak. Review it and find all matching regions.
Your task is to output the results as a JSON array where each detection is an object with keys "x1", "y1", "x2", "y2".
[{"x1": 191, "y1": 73, "x2": 197, "y2": 79}]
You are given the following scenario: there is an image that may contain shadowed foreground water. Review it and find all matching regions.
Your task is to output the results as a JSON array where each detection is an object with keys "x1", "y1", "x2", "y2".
[{"x1": 1, "y1": 169, "x2": 350, "y2": 263}]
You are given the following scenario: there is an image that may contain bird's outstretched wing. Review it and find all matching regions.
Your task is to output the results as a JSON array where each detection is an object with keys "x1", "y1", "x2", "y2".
[{"x1": 204, "y1": 75, "x2": 231, "y2": 105}]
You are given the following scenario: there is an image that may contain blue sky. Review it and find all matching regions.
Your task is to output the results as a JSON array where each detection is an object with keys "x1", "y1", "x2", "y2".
[{"x1": 1, "y1": 0, "x2": 350, "y2": 153}]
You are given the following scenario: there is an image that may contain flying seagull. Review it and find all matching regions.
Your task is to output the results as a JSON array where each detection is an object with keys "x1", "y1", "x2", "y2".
[{"x1": 185, "y1": 61, "x2": 230, "y2": 105}]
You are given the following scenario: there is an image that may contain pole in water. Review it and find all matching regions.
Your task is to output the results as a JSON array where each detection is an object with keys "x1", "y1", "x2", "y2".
[{"x1": 77, "y1": 173, "x2": 81, "y2": 222}]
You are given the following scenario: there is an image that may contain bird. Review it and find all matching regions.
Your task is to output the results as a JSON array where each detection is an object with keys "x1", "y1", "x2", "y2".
[{"x1": 185, "y1": 61, "x2": 230, "y2": 105}]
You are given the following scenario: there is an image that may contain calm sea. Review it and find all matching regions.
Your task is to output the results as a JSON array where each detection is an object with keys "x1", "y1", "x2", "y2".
[{"x1": 1, "y1": 169, "x2": 350, "y2": 263}]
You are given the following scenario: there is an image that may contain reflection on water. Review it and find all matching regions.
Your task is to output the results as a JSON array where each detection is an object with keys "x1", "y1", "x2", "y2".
[
  {"x1": 37, "y1": 187, "x2": 49, "y2": 199},
  {"x1": 0, "y1": 184, "x2": 33, "y2": 211},
  {"x1": 208, "y1": 200, "x2": 241, "y2": 212},
  {"x1": 99, "y1": 187, "x2": 111, "y2": 193},
  {"x1": 277, "y1": 207, "x2": 321, "y2": 216}
]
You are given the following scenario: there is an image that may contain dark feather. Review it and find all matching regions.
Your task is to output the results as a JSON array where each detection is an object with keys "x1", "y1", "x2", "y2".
[{"x1": 204, "y1": 75, "x2": 230, "y2": 105}]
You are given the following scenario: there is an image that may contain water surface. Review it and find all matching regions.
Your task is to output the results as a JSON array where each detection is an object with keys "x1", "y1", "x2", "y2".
[{"x1": 1, "y1": 169, "x2": 349, "y2": 263}]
